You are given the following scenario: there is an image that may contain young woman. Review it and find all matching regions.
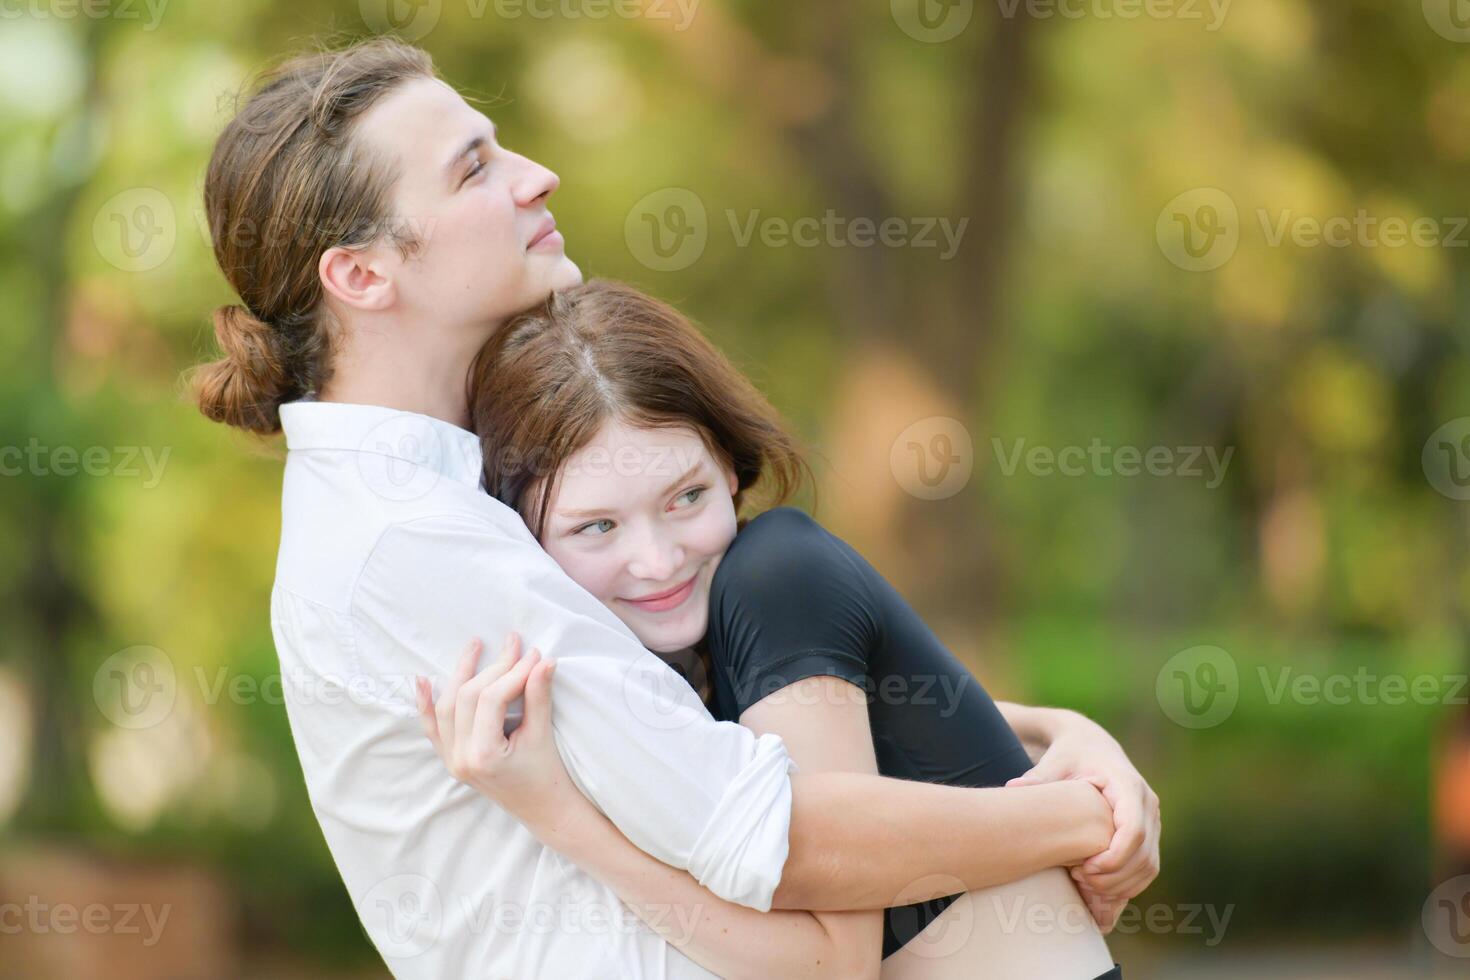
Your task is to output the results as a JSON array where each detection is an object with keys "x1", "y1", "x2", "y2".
[
  {"x1": 192, "y1": 36, "x2": 1154, "y2": 979},
  {"x1": 417, "y1": 279, "x2": 1129, "y2": 978}
]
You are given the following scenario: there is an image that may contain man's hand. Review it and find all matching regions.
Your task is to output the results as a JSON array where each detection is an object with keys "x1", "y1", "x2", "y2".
[{"x1": 1004, "y1": 711, "x2": 1161, "y2": 931}]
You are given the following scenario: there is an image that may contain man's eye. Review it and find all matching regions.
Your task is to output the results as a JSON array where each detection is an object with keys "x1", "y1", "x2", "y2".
[
  {"x1": 462, "y1": 160, "x2": 485, "y2": 185},
  {"x1": 675, "y1": 486, "x2": 706, "y2": 508},
  {"x1": 575, "y1": 518, "x2": 615, "y2": 536}
]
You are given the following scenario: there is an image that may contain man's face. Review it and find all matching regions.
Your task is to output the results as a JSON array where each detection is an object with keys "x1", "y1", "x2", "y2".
[{"x1": 358, "y1": 77, "x2": 582, "y2": 330}]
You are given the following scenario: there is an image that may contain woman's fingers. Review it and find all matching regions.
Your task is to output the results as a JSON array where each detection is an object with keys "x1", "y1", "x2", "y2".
[
  {"x1": 514, "y1": 653, "x2": 557, "y2": 745},
  {"x1": 453, "y1": 634, "x2": 522, "y2": 755},
  {"x1": 436, "y1": 638, "x2": 485, "y2": 745},
  {"x1": 470, "y1": 648, "x2": 539, "y2": 751},
  {"x1": 415, "y1": 676, "x2": 442, "y2": 753},
  {"x1": 1083, "y1": 788, "x2": 1144, "y2": 875}
]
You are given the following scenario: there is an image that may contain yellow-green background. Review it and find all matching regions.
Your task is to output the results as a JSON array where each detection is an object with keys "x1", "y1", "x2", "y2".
[{"x1": 4, "y1": 1, "x2": 1469, "y2": 976}]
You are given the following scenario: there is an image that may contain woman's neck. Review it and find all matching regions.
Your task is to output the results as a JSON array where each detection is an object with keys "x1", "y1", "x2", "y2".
[{"x1": 659, "y1": 645, "x2": 713, "y2": 706}]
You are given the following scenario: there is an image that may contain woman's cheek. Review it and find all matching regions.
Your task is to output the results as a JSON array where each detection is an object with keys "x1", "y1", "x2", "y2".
[{"x1": 545, "y1": 539, "x2": 617, "y2": 603}]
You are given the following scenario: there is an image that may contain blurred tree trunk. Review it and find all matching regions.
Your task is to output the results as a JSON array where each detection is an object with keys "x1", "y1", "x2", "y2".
[
  {"x1": 16, "y1": 22, "x2": 106, "y2": 835},
  {"x1": 790, "y1": 3, "x2": 1038, "y2": 626}
]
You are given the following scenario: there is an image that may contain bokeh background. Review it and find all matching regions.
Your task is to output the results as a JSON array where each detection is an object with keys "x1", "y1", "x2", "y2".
[{"x1": 4, "y1": 0, "x2": 1470, "y2": 976}]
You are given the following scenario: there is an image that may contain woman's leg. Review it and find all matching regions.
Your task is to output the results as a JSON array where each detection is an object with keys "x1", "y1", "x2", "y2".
[{"x1": 880, "y1": 868, "x2": 1114, "y2": 980}]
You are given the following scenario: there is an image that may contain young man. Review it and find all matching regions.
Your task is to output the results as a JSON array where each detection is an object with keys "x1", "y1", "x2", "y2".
[{"x1": 193, "y1": 39, "x2": 1157, "y2": 977}]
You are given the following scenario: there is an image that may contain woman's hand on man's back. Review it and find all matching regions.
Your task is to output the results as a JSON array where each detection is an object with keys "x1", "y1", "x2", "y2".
[{"x1": 416, "y1": 633, "x2": 592, "y2": 843}]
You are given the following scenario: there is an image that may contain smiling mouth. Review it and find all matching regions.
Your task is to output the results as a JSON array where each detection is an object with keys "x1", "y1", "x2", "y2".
[
  {"x1": 527, "y1": 216, "x2": 558, "y2": 249},
  {"x1": 621, "y1": 574, "x2": 698, "y2": 613}
]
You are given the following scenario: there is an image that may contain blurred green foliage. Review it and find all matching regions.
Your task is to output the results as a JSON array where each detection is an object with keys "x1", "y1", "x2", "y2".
[{"x1": 2, "y1": 0, "x2": 1467, "y2": 970}]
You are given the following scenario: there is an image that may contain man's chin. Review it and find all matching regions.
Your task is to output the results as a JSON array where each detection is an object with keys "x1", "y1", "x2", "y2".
[
  {"x1": 552, "y1": 254, "x2": 583, "y2": 288},
  {"x1": 530, "y1": 251, "x2": 582, "y2": 289}
]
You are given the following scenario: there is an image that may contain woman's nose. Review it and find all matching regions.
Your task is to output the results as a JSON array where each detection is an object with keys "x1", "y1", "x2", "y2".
[{"x1": 628, "y1": 535, "x2": 683, "y2": 583}]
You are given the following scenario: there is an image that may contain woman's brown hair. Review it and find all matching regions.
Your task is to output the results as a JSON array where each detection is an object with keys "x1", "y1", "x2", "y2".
[
  {"x1": 469, "y1": 280, "x2": 809, "y2": 537},
  {"x1": 190, "y1": 37, "x2": 435, "y2": 434}
]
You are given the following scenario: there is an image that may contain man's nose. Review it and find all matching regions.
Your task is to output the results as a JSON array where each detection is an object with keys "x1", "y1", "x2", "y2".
[{"x1": 511, "y1": 152, "x2": 561, "y2": 207}]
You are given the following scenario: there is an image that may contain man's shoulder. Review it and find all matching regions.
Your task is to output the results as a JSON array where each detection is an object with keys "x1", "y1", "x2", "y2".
[{"x1": 275, "y1": 461, "x2": 533, "y2": 613}]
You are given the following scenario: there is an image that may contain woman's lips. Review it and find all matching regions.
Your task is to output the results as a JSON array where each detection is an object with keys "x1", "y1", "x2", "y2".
[{"x1": 621, "y1": 574, "x2": 697, "y2": 613}]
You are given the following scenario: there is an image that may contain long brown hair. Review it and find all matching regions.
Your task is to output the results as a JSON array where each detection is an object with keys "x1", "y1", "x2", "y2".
[
  {"x1": 469, "y1": 280, "x2": 809, "y2": 537},
  {"x1": 190, "y1": 38, "x2": 435, "y2": 434}
]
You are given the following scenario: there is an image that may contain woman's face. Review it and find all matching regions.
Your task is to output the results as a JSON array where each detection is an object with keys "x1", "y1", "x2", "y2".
[{"x1": 538, "y1": 419, "x2": 740, "y2": 654}]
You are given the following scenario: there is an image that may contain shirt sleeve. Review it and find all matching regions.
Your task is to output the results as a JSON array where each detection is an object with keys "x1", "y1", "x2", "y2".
[
  {"x1": 707, "y1": 507, "x2": 879, "y2": 718},
  {"x1": 353, "y1": 512, "x2": 797, "y2": 912}
]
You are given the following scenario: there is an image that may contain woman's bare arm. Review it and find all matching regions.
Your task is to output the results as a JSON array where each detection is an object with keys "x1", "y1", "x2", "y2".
[
  {"x1": 544, "y1": 800, "x2": 880, "y2": 980},
  {"x1": 775, "y1": 771, "x2": 1112, "y2": 910},
  {"x1": 419, "y1": 639, "x2": 1114, "y2": 920}
]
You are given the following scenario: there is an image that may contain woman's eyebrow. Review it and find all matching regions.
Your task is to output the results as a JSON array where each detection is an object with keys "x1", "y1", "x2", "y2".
[
  {"x1": 556, "y1": 506, "x2": 613, "y2": 520},
  {"x1": 659, "y1": 462, "x2": 703, "y2": 497}
]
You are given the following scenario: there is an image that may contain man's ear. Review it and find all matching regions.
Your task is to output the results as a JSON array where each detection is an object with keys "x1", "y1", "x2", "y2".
[
  {"x1": 726, "y1": 464, "x2": 739, "y2": 496},
  {"x1": 319, "y1": 244, "x2": 396, "y2": 313}
]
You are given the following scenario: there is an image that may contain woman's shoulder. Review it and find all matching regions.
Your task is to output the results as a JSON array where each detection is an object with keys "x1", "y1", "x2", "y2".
[{"x1": 714, "y1": 507, "x2": 853, "y2": 593}]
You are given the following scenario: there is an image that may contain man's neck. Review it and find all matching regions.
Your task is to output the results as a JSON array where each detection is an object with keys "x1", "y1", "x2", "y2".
[{"x1": 319, "y1": 317, "x2": 493, "y2": 430}]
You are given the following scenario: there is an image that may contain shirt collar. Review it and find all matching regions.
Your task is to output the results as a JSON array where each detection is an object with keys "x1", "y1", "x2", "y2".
[{"x1": 279, "y1": 400, "x2": 485, "y2": 489}]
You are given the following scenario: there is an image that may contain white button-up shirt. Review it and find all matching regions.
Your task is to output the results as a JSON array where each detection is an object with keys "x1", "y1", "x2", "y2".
[{"x1": 270, "y1": 401, "x2": 796, "y2": 978}]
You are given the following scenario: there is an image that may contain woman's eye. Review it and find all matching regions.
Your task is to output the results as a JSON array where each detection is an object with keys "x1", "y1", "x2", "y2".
[
  {"x1": 674, "y1": 486, "x2": 706, "y2": 508},
  {"x1": 462, "y1": 160, "x2": 485, "y2": 185},
  {"x1": 575, "y1": 518, "x2": 615, "y2": 536}
]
